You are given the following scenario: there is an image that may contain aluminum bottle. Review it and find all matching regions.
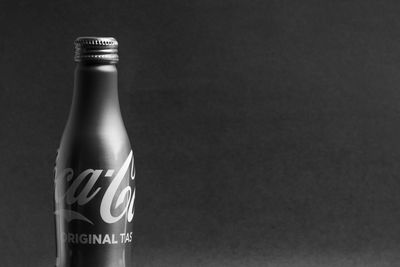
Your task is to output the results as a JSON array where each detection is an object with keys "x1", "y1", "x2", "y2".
[{"x1": 54, "y1": 37, "x2": 135, "y2": 267}]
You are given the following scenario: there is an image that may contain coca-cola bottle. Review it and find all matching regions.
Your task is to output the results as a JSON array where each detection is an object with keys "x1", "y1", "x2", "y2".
[{"x1": 54, "y1": 37, "x2": 135, "y2": 267}]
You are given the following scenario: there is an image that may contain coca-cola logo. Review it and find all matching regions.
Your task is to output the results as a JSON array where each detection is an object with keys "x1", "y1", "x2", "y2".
[{"x1": 54, "y1": 151, "x2": 135, "y2": 225}]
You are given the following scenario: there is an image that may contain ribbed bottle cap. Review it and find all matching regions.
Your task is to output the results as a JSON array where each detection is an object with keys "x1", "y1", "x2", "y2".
[{"x1": 74, "y1": 37, "x2": 119, "y2": 63}]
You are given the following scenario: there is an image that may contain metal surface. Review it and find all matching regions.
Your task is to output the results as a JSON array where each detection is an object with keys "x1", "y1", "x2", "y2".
[
  {"x1": 54, "y1": 37, "x2": 134, "y2": 267},
  {"x1": 74, "y1": 37, "x2": 119, "y2": 63}
]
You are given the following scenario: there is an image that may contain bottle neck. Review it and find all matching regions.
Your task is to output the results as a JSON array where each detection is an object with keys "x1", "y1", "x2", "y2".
[{"x1": 70, "y1": 63, "x2": 121, "y2": 126}]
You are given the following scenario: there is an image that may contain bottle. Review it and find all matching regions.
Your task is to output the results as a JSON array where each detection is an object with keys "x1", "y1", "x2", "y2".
[{"x1": 54, "y1": 37, "x2": 135, "y2": 267}]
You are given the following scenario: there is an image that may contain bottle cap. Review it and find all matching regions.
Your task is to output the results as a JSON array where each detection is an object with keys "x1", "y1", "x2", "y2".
[{"x1": 74, "y1": 37, "x2": 118, "y2": 63}]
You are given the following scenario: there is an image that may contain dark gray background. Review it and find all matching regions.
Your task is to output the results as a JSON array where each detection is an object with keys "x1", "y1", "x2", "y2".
[{"x1": 1, "y1": 0, "x2": 400, "y2": 266}]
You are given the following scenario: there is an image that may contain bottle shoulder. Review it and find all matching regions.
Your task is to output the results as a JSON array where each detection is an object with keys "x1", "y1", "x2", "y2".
[{"x1": 57, "y1": 122, "x2": 132, "y2": 168}]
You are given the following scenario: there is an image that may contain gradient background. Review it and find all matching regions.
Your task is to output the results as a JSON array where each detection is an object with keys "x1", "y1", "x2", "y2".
[{"x1": 2, "y1": 0, "x2": 400, "y2": 266}]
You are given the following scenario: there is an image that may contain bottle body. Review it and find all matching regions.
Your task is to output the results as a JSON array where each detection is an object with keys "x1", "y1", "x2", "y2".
[{"x1": 55, "y1": 41, "x2": 135, "y2": 267}]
